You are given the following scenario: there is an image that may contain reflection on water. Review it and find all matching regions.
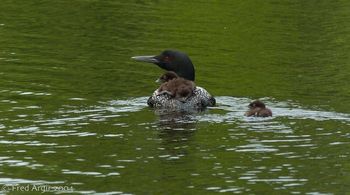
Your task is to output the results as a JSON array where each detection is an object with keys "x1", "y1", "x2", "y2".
[{"x1": 1, "y1": 0, "x2": 350, "y2": 194}]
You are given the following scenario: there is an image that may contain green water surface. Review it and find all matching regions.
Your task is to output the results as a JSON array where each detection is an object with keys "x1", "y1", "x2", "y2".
[{"x1": 0, "y1": 0, "x2": 350, "y2": 194}]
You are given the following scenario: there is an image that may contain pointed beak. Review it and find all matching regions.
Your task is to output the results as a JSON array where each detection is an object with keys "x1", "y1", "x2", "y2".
[
  {"x1": 131, "y1": 55, "x2": 159, "y2": 64},
  {"x1": 155, "y1": 78, "x2": 162, "y2": 83}
]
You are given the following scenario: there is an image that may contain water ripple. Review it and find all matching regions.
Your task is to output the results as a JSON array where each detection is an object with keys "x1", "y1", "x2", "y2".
[
  {"x1": 26, "y1": 96, "x2": 350, "y2": 133},
  {"x1": 0, "y1": 178, "x2": 64, "y2": 185}
]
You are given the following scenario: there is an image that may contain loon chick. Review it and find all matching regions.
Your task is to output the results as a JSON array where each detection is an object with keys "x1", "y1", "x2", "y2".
[
  {"x1": 157, "y1": 71, "x2": 196, "y2": 102},
  {"x1": 132, "y1": 50, "x2": 215, "y2": 109},
  {"x1": 245, "y1": 100, "x2": 272, "y2": 117}
]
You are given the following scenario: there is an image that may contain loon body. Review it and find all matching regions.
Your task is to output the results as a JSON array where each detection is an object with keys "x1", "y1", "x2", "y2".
[
  {"x1": 132, "y1": 50, "x2": 215, "y2": 109},
  {"x1": 149, "y1": 86, "x2": 214, "y2": 109}
]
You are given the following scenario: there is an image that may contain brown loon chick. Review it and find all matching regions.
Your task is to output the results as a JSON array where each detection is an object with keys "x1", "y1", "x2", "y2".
[
  {"x1": 245, "y1": 100, "x2": 272, "y2": 117},
  {"x1": 157, "y1": 71, "x2": 195, "y2": 102}
]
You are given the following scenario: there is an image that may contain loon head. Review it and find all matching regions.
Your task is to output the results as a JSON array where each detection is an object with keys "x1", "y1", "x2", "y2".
[
  {"x1": 248, "y1": 100, "x2": 266, "y2": 109},
  {"x1": 131, "y1": 50, "x2": 195, "y2": 81}
]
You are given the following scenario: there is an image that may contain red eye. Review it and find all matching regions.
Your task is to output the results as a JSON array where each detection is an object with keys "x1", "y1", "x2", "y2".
[{"x1": 164, "y1": 56, "x2": 170, "y2": 62}]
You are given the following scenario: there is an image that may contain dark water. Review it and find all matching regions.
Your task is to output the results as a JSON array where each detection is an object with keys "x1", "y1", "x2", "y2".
[{"x1": 1, "y1": 0, "x2": 350, "y2": 194}]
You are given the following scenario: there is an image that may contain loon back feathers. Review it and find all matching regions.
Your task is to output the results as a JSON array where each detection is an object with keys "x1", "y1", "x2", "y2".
[{"x1": 148, "y1": 86, "x2": 215, "y2": 110}]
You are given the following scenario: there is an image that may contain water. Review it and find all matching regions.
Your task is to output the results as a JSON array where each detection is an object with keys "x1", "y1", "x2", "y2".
[{"x1": 1, "y1": 0, "x2": 350, "y2": 194}]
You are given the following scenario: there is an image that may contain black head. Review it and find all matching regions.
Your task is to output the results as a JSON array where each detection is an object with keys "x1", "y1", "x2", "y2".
[
  {"x1": 157, "y1": 71, "x2": 179, "y2": 83},
  {"x1": 248, "y1": 100, "x2": 266, "y2": 108},
  {"x1": 132, "y1": 50, "x2": 195, "y2": 81}
]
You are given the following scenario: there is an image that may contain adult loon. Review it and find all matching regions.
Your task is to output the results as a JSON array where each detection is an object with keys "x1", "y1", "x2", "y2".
[{"x1": 131, "y1": 50, "x2": 215, "y2": 110}]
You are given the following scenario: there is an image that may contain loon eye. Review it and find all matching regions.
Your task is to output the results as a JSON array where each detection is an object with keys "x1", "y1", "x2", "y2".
[{"x1": 163, "y1": 56, "x2": 170, "y2": 62}]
